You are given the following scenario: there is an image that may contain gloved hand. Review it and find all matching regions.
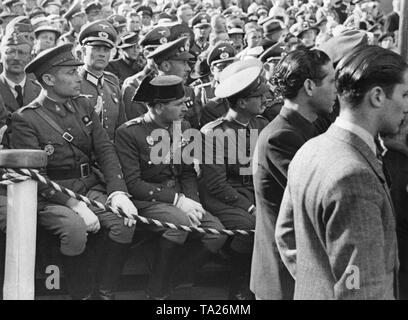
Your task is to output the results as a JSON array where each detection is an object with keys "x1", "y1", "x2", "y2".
[
  {"x1": 176, "y1": 194, "x2": 206, "y2": 222},
  {"x1": 69, "y1": 200, "x2": 100, "y2": 233},
  {"x1": 109, "y1": 192, "x2": 138, "y2": 228}
]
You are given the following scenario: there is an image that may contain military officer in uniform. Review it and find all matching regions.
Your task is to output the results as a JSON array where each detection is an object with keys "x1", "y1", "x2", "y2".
[
  {"x1": 0, "y1": 18, "x2": 41, "y2": 115},
  {"x1": 115, "y1": 74, "x2": 227, "y2": 300},
  {"x1": 199, "y1": 42, "x2": 236, "y2": 126},
  {"x1": 78, "y1": 19, "x2": 127, "y2": 141},
  {"x1": 121, "y1": 26, "x2": 170, "y2": 120},
  {"x1": 106, "y1": 32, "x2": 143, "y2": 86},
  {"x1": 199, "y1": 60, "x2": 269, "y2": 300},
  {"x1": 147, "y1": 37, "x2": 202, "y2": 129},
  {"x1": 59, "y1": 1, "x2": 87, "y2": 45},
  {"x1": 191, "y1": 12, "x2": 211, "y2": 53},
  {"x1": 6, "y1": 43, "x2": 138, "y2": 300}
]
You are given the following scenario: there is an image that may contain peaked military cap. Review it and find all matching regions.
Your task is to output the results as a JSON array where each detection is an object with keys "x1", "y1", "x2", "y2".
[
  {"x1": 34, "y1": 25, "x2": 62, "y2": 39},
  {"x1": 259, "y1": 43, "x2": 284, "y2": 63},
  {"x1": 168, "y1": 23, "x2": 194, "y2": 43},
  {"x1": 207, "y1": 42, "x2": 236, "y2": 66},
  {"x1": 133, "y1": 75, "x2": 185, "y2": 103},
  {"x1": 190, "y1": 12, "x2": 211, "y2": 28},
  {"x1": 190, "y1": 57, "x2": 211, "y2": 80},
  {"x1": 63, "y1": 1, "x2": 83, "y2": 20},
  {"x1": 138, "y1": 26, "x2": 170, "y2": 49},
  {"x1": 78, "y1": 19, "x2": 118, "y2": 48},
  {"x1": 118, "y1": 32, "x2": 139, "y2": 48},
  {"x1": 107, "y1": 14, "x2": 127, "y2": 30},
  {"x1": 25, "y1": 43, "x2": 84, "y2": 79},
  {"x1": 215, "y1": 60, "x2": 268, "y2": 99},
  {"x1": 83, "y1": 0, "x2": 102, "y2": 13},
  {"x1": 147, "y1": 37, "x2": 194, "y2": 63}
]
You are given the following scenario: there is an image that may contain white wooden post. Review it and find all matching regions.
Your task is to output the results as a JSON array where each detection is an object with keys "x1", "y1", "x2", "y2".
[{"x1": 0, "y1": 150, "x2": 47, "y2": 300}]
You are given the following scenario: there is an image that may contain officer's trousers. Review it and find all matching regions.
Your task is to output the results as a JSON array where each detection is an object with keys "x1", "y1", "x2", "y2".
[{"x1": 138, "y1": 202, "x2": 227, "y2": 253}]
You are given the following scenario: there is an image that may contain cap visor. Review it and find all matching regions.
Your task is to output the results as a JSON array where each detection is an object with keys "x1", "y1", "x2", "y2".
[
  {"x1": 171, "y1": 52, "x2": 195, "y2": 61},
  {"x1": 84, "y1": 40, "x2": 114, "y2": 48}
]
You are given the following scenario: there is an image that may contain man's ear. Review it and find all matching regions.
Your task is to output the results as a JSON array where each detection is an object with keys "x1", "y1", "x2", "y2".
[
  {"x1": 41, "y1": 73, "x2": 55, "y2": 87},
  {"x1": 303, "y1": 78, "x2": 315, "y2": 97},
  {"x1": 236, "y1": 97, "x2": 246, "y2": 110},
  {"x1": 368, "y1": 86, "x2": 386, "y2": 109}
]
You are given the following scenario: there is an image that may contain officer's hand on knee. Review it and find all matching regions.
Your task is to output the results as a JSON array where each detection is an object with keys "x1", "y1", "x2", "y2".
[
  {"x1": 187, "y1": 211, "x2": 201, "y2": 227},
  {"x1": 108, "y1": 192, "x2": 139, "y2": 228}
]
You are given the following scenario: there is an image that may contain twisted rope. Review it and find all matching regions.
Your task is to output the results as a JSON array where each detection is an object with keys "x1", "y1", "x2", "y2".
[{"x1": 0, "y1": 168, "x2": 254, "y2": 236}]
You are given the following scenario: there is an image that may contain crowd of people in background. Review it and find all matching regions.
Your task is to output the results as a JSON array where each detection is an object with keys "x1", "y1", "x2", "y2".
[{"x1": 0, "y1": 0, "x2": 407, "y2": 301}]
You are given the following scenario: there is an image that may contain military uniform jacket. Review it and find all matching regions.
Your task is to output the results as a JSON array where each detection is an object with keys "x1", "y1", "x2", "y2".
[
  {"x1": 0, "y1": 73, "x2": 41, "y2": 113},
  {"x1": 115, "y1": 112, "x2": 200, "y2": 209},
  {"x1": 79, "y1": 67, "x2": 127, "y2": 140},
  {"x1": 106, "y1": 56, "x2": 143, "y2": 87},
  {"x1": 200, "y1": 113, "x2": 268, "y2": 211},
  {"x1": 8, "y1": 91, "x2": 128, "y2": 205},
  {"x1": 183, "y1": 85, "x2": 202, "y2": 130}
]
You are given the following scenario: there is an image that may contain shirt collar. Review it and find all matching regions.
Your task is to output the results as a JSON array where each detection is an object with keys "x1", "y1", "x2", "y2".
[
  {"x1": 4, "y1": 74, "x2": 26, "y2": 90},
  {"x1": 84, "y1": 68, "x2": 104, "y2": 87},
  {"x1": 334, "y1": 117, "x2": 377, "y2": 155}
]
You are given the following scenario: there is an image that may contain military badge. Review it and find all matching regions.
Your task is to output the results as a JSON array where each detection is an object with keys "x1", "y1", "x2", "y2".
[
  {"x1": 146, "y1": 136, "x2": 155, "y2": 145},
  {"x1": 82, "y1": 116, "x2": 93, "y2": 126},
  {"x1": 220, "y1": 52, "x2": 229, "y2": 59},
  {"x1": 159, "y1": 37, "x2": 167, "y2": 44},
  {"x1": 44, "y1": 144, "x2": 55, "y2": 156},
  {"x1": 98, "y1": 31, "x2": 109, "y2": 39}
]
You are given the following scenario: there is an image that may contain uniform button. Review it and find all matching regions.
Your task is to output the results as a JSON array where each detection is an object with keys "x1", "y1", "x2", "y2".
[
  {"x1": 67, "y1": 128, "x2": 72, "y2": 131},
  {"x1": 152, "y1": 199, "x2": 156, "y2": 202},
  {"x1": 100, "y1": 93, "x2": 103, "y2": 96},
  {"x1": 148, "y1": 161, "x2": 152, "y2": 165},
  {"x1": 104, "y1": 109, "x2": 107, "y2": 112},
  {"x1": 105, "y1": 125, "x2": 109, "y2": 128},
  {"x1": 149, "y1": 190, "x2": 154, "y2": 195}
]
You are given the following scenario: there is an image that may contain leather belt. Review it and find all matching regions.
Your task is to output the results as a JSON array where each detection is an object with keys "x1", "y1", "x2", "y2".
[{"x1": 47, "y1": 163, "x2": 91, "y2": 180}]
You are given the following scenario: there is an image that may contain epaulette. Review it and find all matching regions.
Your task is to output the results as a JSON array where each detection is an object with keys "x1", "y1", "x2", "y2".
[
  {"x1": 104, "y1": 71, "x2": 120, "y2": 87},
  {"x1": 124, "y1": 116, "x2": 145, "y2": 127},
  {"x1": 200, "y1": 117, "x2": 225, "y2": 134}
]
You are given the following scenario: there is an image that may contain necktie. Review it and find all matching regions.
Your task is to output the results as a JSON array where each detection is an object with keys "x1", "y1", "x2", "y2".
[
  {"x1": 376, "y1": 148, "x2": 392, "y2": 189},
  {"x1": 15, "y1": 85, "x2": 24, "y2": 108}
]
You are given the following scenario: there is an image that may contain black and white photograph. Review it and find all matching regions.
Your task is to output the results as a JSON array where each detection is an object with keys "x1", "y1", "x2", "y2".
[{"x1": 0, "y1": 0, "x2": 406, "y2": 311}]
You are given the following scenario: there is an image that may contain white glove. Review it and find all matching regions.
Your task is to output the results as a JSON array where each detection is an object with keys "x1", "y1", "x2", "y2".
[
  {"x1": 109, "y1": 192, "x2": 138, "y2": 227},
  {"x1": 70, "y1": 200, "x2": 100, "y2": 233},
  {"x1": 176, "y1": 194, "x2": 205, "y2": 222}
]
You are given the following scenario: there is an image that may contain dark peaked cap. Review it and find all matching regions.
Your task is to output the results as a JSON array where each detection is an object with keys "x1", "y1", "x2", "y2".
[
  {"x1": 147, "y1": 37, "x2": 194, "y2": 63},
  {"x1": 133, "y1": 75, "x2": 185, "y2": 103},
  {"x1": 25, "y1": 43, "x2": 84, "y2": 80}
]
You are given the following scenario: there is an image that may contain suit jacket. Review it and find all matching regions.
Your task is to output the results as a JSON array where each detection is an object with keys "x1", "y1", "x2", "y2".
[
  {"x1": 0, "y1": 74, "x2": 41, "y2": 113},
  {"x1": 250, "y1": 107, "x2": 316, "y2": 300},
  {"x1": 276, "y1": 124, "x2": 398, "y2": 299}
]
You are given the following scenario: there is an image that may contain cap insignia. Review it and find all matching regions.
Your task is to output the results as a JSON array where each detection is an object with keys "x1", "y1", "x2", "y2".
[{"x1": 99, "y1": 31, "x2": 109, "y2": 38}]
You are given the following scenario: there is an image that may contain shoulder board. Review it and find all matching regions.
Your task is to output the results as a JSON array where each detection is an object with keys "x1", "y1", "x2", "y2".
[
  {"x1": 200, "y1": 117, "x2": 225, "y2": 134},
  {"x1": 103, "y1": 71, "x2": 120, "y2": 86},
  {"x1": 124, "y1": 116, "x2": 145, "y2": 127}
]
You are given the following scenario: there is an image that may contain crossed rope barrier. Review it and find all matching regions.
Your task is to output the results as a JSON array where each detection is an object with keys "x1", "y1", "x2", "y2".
[{"x1": 0, "y1": 167, "x2": 254, "y2": 236}]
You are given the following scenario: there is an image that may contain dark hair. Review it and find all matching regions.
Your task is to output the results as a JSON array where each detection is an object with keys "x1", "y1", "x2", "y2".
[
  {"x1": 271, "y1": 49, "x2": 331, "y2": 99},
  {"x1": 335, "y1": 45, "x2": 408, "y2": 107}
]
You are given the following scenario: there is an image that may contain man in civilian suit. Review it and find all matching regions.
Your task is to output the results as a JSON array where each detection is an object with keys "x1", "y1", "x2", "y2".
[
  {"x1": 250, "y1": 49, "x2": 337, "y2": 300},
  {"x1": 276, "y1": 45, "x2": 408, "y2": 299},
  {"x1": 0, "y1": 18, "x2": 41, "y2": 114}
]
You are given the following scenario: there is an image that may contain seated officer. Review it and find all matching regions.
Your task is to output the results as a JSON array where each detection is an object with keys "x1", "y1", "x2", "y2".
[
  {"x1": 147, "y1": 37, "x2": 203, "y2": 129},
  {"x1": 78, "y1": 19, "x2": 126, "y2": 141},
  {"x1": 106, "y1": 32, "x2": 143, "y2": 86},
  {"x1": 6, "y1": 43, "x2": 138, "y2": 300},
  {"x1": 122, "y1": 26, "x2": 171, "y2": 120},
  {"x1": 115, "y1": 74, "x2": 227, "y2": 300},
  {"x1": 199, "y1": 41, "x2": 237, "y2": 127},
  {"x1": 199, "y1": 60, "x2": 269, "y2": 300}
]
